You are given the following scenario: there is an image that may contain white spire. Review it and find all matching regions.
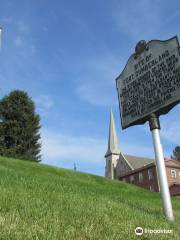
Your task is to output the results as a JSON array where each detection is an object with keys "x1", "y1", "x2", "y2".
[{"x1": 105, "y1": 110, "x2": 120, "y2": 157}]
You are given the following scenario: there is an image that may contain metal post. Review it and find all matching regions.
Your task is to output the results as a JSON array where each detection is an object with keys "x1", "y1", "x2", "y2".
[
  {"x1": 149, "y1": 114, "x2": 174, "y2": 221},
  {"x1": 73, "y1": 163, "x2": 77, "y2": 172}
]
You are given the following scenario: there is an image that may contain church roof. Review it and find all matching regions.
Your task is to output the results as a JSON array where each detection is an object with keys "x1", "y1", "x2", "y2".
[
  {"x1": 124, "y1": 154, "x2": 154, "y2": 170},
  {"x1": 105, "y1": 111, "x2": 120, "y2": 157}
]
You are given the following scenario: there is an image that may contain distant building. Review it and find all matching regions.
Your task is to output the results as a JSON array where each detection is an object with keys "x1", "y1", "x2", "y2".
[{"x1": 105, "y1": 111, "x2": 180, "y2": 196}]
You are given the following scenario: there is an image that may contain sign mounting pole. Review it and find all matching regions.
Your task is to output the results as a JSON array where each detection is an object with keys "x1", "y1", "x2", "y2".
[
  {"x1": 149, "y1": 114, "x2": 174, "y2": 221},
  {"x1": 116, "y1": 37, "x2": 180, "y2": 221}
]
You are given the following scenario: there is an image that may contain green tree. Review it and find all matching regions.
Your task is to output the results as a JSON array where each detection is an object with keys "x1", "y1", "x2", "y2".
[
  {"x1": 171, "y1": 146, "x2": 180, "y2": 162},
  {"x1": 0, "y1": 90, "x2": 41, "y2": 162}
]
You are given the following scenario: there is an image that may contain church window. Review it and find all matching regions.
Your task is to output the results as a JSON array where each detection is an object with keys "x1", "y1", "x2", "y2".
[
  {"x1": 171, "y1": 169, "x2": 176, "y2": 178},
  {"x1": 139, "y1": 172, "x2": 143, "y2": 182},
  {"x1": 148, "y1": 169, "x2": 153, "y2": 180},
  {"x1": 130, "y1": 175, "x2": 134, "y2": 182}
]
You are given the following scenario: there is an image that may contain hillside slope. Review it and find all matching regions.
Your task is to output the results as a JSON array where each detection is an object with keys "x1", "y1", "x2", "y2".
[{"x1": 0, "y1": 157, "x2": 179, "y2": 240}]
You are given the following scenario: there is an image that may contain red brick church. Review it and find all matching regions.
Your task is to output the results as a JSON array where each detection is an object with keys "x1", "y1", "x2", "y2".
[{"x1": 105, "y1": 111, "x2": 180, "y2": 196}]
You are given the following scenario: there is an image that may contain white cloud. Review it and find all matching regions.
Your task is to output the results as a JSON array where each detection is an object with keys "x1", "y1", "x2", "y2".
[
  {"x1": 35, "y1": 95, "x2": 54, "y2": 116},
  {"x1": 17, "y1": 21, "x2": 30, "y2": 34},
  {"x1": 42, "y1": 26, "x2": 48, "y2": 32},
  {"x1": 14, "y1": 36, "x2": 23, "y2": 47},
  {"x1": 75, "y1": 55, "x2": 122, "y2": 107},
  {"x1": 2, "y1": 16, "x2": 13, "y2": 24},
  {"x1": 77, "y1": 82, "x2": 118, "y2": 107},
  {"x1": 41, "y1": 128, "x2": 106, "y2": 165},
  {"x1": 13, "y1": 22, "x2": 35, "y2": 52},
  {"x1": 29, "y1": 44, "x2": 37, "y2": 56},
  {"x1": 113, "y1": 0, "x2": 162, "y2": 41},
  {"x1": 121, "y1": 142, "x2": 154, "y2": 159},
  {"x1": 40, "y1": 127, "x2": 156, "y2": 172},
  {"x1": 160, "y1": 109, "x2": 180, "y2": 144}
]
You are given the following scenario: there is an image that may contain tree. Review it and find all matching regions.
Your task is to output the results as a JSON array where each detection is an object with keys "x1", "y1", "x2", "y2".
[
  {"x1": 0, "y1": 90, "x2": 41, "y2": 162},
  {"x1": 171, "y1": 146, "x2": 180, "y2": 162}
]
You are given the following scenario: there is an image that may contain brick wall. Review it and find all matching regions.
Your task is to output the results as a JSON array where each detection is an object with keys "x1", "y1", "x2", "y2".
[
  {"x1": 119, "y1": 160, "x2": 180, "y2": 196},
  {"x1": 120, "y1": 165, "x2": 159, "y2": 192},
  {"x1": 169, "y1": 184, "x2": 180, "y2": 196},
  {"x1": 166, "y1": 167, "x2": 180, "y2": 186}
]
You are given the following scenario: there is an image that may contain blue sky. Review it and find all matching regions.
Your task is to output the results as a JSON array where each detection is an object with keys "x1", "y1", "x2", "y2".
[{"x1": 0, "y1": 0, "x2": 180, "y2": 175}]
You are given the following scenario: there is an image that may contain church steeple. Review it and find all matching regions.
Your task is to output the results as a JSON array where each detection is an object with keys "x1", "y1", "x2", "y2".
[
  {"x1": 105, "y1": 110, "x2": 120, "y2": 157},
  {"x1": 105, "y1": 110, "x2": 120, "y2": 179}
]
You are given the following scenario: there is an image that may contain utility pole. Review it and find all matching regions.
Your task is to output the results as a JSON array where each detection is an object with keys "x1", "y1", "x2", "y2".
[{"x1": 73, "y1": 163, "x2": 77, "y2": 172}]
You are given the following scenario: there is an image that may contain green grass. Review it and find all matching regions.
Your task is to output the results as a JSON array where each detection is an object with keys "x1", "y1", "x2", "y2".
[{"x1": 0, "y1": 157, "x2": 179, "y2": 240}]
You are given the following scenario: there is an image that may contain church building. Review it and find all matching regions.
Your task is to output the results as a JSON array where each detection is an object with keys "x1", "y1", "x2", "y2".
[{"x1": 105, "y1": 111, "x2": 180, "y2": 196}]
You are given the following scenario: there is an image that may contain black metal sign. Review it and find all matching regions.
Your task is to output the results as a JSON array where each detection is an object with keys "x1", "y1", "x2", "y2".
[{"x1": 116, "y1": 36, "x2": 180, "y2": 129}]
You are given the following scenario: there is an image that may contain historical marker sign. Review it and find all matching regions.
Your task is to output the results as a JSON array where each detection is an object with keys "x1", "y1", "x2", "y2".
[{"x1": 116, "y1": 36, "x2": 180, "y2": 129}]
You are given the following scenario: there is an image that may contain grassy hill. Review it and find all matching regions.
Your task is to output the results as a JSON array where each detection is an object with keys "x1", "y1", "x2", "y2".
[{"x1": 0, "y1": 157, "x2": 179, "y2": 240}]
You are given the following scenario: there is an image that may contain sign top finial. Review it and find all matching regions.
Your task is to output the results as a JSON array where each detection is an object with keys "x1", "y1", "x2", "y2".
[
  {"x1": 116, "y1": 36, "x2": 180, "y2": 129},
  {"x1": 135, "y1": 40, "x2": 147, "y2": 55}
]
